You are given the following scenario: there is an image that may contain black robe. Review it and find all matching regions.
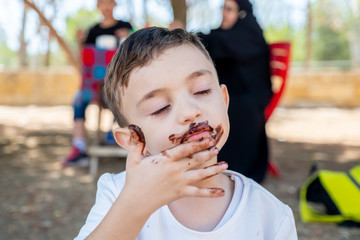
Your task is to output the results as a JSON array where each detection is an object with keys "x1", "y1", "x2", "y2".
[{"x1": 199, "y1": 4, "x2": 272, "y2": 183}]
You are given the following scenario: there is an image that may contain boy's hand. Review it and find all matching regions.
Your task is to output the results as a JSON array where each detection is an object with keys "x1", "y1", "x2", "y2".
[
  {"x1": 115, "y1": 28, "x2": 130, "y2": 40},
  {"x1": 76, "y1": 28, "x2": 86, "y2": 44},
  {"x1": 122, "y1": 126, "x2": 228, "y2": 214}
]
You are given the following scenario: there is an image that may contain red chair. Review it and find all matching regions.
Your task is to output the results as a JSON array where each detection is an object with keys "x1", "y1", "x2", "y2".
[{"x1": 265, "y1": 42, "x2": 291, "y2": 178}]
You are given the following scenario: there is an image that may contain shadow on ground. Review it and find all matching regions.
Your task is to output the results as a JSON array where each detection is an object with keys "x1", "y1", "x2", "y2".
[{"x1": 0, "y1": 125, "x2": 359, "y2": 240}]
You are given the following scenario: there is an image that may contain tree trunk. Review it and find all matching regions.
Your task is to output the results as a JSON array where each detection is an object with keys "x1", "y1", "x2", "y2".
[
  {"x1": 23, "y1": 0, "x2": 80, "y2": 73},
  {"x1": 304, "y1": 0, "x2": 312, "y2": 69},
  {"x1": 347, "y1": 0, "x2": 360, "y2": 69},
  {"x1": 44, "y1": 36, "x2": 51, "y2": 67},
  {"x1": 19, "y1": 4, "x2": 28, "y2": 68},
  {"x1": 44, "y1": 1, "x2": 57, "y2": 67},
  {"x1": 170, "y1": 0, "x2": 187, "y2": 27}
]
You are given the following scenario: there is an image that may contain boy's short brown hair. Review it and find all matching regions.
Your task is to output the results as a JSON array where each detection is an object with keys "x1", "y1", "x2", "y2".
[{"x1": 103, "y1": 27, "x2": 213, "y2": 127}]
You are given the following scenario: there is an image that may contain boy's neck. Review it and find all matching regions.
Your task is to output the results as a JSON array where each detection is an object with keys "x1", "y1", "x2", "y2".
[
  {"x1": 100, "y1": 17, "x2": 117, "y2": 28},
  {"x1": 168, "y1": 173, "x2": 235, "y2": 231}
]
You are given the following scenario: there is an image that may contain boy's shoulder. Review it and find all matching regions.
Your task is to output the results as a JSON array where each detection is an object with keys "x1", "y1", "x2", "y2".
[
  {"x1": 223, "y1": 171, "x2": 295, "y2": 238},
  {"x1": 96, "y1": 171, "x2": 126, "y2": 197},
  {"x1": 224, "y1": 170, "x2": 291, "y2": 214}
]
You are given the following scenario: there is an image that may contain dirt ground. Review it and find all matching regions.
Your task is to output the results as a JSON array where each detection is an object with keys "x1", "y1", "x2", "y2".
[{"x1": 0, "y1": 105, "x2": 360, "y2": 240}]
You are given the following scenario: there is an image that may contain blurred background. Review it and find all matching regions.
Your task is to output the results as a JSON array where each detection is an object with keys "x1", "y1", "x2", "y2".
[
  {"x1": 1, "y1": 0, "x2": 360, "y2": 106},
  {"x1": 0, "y1": 0, "x2": 360, "y2": 239},
  {"x1": 2, "y1": 0, "x2": 360, "y2": 70}
]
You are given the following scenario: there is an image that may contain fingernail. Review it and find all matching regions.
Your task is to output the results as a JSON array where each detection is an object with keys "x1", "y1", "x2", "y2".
[
  {"x1": 215, "y1": 161, "x2": 227, "y2": 167},
  {"x1": 209, "y1": 188, "x2": 225, "y2": 195},
  {"x1": 210, "y1": 146, "x2": 219, "y2": 154},
  {"x1": 204, "y1": 161, "x2": 227, "y2": 169}
]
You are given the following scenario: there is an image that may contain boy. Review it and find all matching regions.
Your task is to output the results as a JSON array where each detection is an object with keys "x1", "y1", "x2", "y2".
[
  {"x1": 75, "y1": 27, "x2": 297, "y2": 239},
  {"x1": 63, "y1": 0, "x2": 132, "y2": 167}
]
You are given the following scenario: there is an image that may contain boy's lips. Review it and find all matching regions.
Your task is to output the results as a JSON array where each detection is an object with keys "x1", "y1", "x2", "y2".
[
  {"x1": 183, "y1": 130, "x2": 212, "y2": 142},
  {"x1": 169, "y1": 121, "x2": 223, "y2": 145}
]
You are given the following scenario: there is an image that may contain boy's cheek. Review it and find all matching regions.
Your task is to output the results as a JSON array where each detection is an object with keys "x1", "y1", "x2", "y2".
[{"x1": 142, "y1": 131, "x2": 173, "y2": 155}]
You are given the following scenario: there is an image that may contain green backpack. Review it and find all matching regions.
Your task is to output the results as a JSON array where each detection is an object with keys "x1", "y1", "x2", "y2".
[{"x1": 300, "y1": 165, "x2": 360, "y2": 226}]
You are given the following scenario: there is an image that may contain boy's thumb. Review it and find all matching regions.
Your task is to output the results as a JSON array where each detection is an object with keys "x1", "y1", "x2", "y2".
[{"x1": 128, "y1": 125, "x2": 146, "y2": 158}]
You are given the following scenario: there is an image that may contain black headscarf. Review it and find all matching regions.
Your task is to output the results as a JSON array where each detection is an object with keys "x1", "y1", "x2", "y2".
[
  {"x1": 201, "y1": 0, "x2": 268, "y2": 62},
  {"x1": 198, "y1": 0, "x2": 271, "y2": 104},
  {"x1": 234, "y1": 0, "x2": 253, "y2": 12}
]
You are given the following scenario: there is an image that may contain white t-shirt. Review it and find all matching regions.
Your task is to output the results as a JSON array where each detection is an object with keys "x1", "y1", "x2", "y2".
[{"x1": 75, "y1": 170, "x2": 297, "y2": 240}]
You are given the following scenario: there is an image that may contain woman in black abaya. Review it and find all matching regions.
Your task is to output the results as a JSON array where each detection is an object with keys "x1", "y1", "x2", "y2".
[{"x1": 200, "y1": 0, "x2": 272, "y2": 183}]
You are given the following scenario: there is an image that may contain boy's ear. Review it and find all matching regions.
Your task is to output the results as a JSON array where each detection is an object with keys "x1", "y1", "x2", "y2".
[
  {"x1": 113, "y1": 127, "x2": 131, "y2": 150},
  {"x1": 220, "y1": 84, "x2": 230, "y2": 109},
  {"x1": 113, "y1": 126, "x2": 149, "y2": 156}
]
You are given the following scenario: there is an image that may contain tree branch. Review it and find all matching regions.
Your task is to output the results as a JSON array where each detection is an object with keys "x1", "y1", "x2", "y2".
[{"x1": 23, "y1": 0, "x2": 81, "y2": 73}]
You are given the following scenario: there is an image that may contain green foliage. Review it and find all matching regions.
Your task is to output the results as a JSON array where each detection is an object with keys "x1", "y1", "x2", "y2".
[
  {"x1": 0, "y1": 43, "x2": 17, "y2": 68},
  {"x1": 263, "y1": 25, "x2": 292, "y2": 43},
  {"x1": 312, "y1": 25, "x2": 350, "y2": 61},
  {"x1": 0, "y1": 26, "x2": 17, "y2": 68},
  {"x1": 310, "y1": 0, "x2": 351, "y2": 61},
  {"x1": 262, "y1": 0, "x2": 352, "y2": 64},
  {"x1": 64, "y1": 8, "x2": 101, "y2": 50},
  {"x1": 263, "y1": 25, "x2": 306, "y2": 62}
]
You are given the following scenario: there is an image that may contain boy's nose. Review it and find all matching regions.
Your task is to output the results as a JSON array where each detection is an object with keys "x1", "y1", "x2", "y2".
[{"x1": 178, "y1": 101, "x2": 202, "y2": 124}]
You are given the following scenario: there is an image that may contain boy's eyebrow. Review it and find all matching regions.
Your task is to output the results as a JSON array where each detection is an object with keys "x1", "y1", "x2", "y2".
[
  {"x1": 137, "y1": 69, "x2": 213, "y2": 107},
  {"x1": 186, "y1": 69, "x2": 213, "y2": 82},
  {"x1": 137, "y1": 88, "x2": 167, "y2": 107}
]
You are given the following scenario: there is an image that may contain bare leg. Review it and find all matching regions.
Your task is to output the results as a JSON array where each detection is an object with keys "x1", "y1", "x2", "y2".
[{"x1": 73, "y1": 119, "x2": 86, "y2": 140}]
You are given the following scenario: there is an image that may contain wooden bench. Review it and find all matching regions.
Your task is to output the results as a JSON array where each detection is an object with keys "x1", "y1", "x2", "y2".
[{"x1": 88, "y1": 145, "x2": 128, "y2": 179}]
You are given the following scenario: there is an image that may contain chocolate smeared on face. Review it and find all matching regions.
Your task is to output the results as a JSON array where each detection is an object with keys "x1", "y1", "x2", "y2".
[
  {"x1": 128, "y1": 124, "x2": 146, "y2": 144},
  {"x1": 128, "y1": 124, "x2": 146, "y2": 155},
  {"x1": 212, "y1": 124, "x2": 224, "y2": 144},
  {"x1": 168, "y1": 121, "x2": 223, "y2": 145}
]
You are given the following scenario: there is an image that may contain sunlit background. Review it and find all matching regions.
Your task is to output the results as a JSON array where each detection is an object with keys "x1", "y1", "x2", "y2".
[
  {"x1": 1, "y1": 1, "x2": 360, "y2": 239},
  {"x1": 3, "y1": 0, "x2": 350, "y2": 69}
]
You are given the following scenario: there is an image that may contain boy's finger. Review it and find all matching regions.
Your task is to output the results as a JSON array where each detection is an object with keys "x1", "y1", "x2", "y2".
[
  {"x1": 127, "y1": 125, "x2": 146, "y2": 164},
  {"x1": 182, "y1": 146, "x2": 219, "y2": 169},
  {"x1": 183, "y1": 185, "x2": 225, "y2": 198},
  {"x1": 165, "y1": 138, "x2": 216, "y2": 161},
  {"x1": 184, "y1": 161, "x2": 228, "y2": 183}
]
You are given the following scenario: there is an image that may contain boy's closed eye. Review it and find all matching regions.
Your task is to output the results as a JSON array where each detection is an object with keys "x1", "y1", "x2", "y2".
[
  {"x1": 194, "y1": 89, "x2": 212, "y2": 96},
  {"x1": 150, "y1": 89, "x2": 212, "y2": 116},
  {"x1": 150, "y1": 88, "x2": 213, "y2": 117},
  {"x1": 151, "y1": 104, "x2": 171, "y2": 116}
]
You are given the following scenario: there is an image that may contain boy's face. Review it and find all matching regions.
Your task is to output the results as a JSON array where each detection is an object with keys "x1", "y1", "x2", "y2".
[{"x1": 119, "y1": 44, "x2": 230, "y2": 157}]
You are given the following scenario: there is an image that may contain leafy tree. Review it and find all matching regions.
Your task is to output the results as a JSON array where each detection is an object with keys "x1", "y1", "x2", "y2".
[
  {"x1": 264, "y1": 25, "x2": 306, "y2": 62},
  {"x1": 311, "y1": 0, "x2": 350, "y2": 61},
  {"x1": 313, "y1": 25, "x2": 350, "y2": 61},
  {"x1": 64, "y1": 9, "x2": 100, "y2": 51},
  {"x1": 0, "y1": 27, "x2": 16, "y2": 67},
  {"x1": 0, "y1": 43, "x2": 17, "y2": 68}
]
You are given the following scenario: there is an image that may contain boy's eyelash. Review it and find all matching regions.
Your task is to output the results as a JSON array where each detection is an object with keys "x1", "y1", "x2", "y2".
[
  {"x1": 151, "y1": 105, "x2": 170, "y2": 116},
  {"x1": 150, "y1": 90, "x2": 211, "y2": 116},
  {"x1": 195, "y1": 89, "x2": 212, "y2": 95}
]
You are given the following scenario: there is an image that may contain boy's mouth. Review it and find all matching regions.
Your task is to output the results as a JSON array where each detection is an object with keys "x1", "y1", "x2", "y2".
[{"x1": 169, "y1": 121, "x2": 223, "y2": 145}]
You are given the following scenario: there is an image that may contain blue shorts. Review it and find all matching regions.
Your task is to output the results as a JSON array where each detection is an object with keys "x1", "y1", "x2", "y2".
[{"x1": 73, "y1": 90, "x2": 93, "y2": 120}]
